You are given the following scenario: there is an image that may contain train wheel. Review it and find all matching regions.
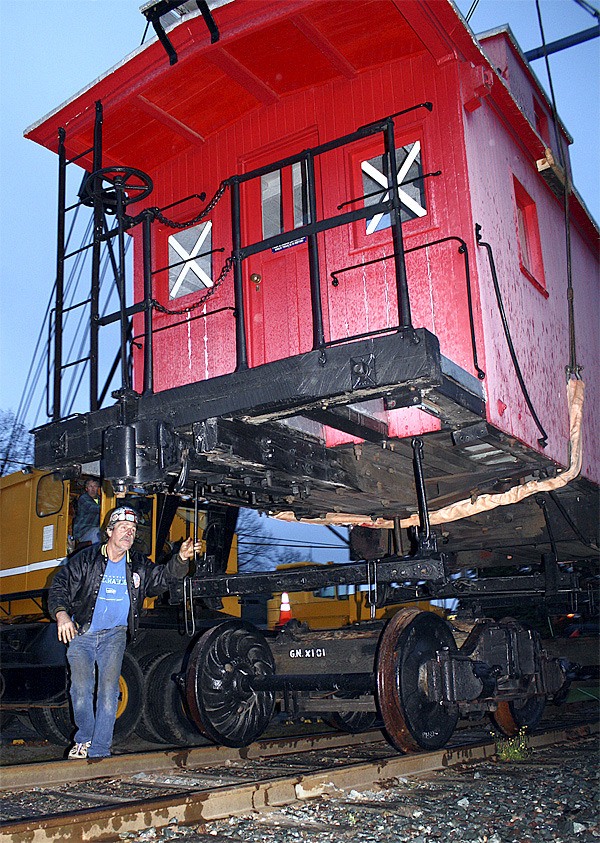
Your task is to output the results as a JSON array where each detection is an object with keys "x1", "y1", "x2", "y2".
[
  {"x1": 376, "y1": 607, "x2": 459, "y2": 753},
  {"x1": 185, "y1": 620, "x2": 275, "y2": 747},
  {"x1": 135, "y1": 654, "x2": 169, "y2": 743},
  {"x1": 145, "y1": 652, "x2": 204, "y2": 745},
  {"x1": 29, "y1": 705, "x2": 73, "y2": 745},
  {"x1": 490, "y1": 696, "x2": 546, "y2": 737},
  {"x1": 322, "y1": 694, "x2": 379, "y2": 733},
  {"x1": 112, "y1": 651, "x2": 143, "y2": 744}
]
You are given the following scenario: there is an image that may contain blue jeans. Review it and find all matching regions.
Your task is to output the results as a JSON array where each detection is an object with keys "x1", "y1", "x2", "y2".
[{"x1": 66, "y1": 626, "x2": 127, "y2": 757}]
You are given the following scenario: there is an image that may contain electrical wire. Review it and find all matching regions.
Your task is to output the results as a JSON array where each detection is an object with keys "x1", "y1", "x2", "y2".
[
  {"x1": 0, "y1": 456, "x2": 32, "y2": 469},
  {"x1": 237, "y1": 538, "x2": 349, "y2": 550}
]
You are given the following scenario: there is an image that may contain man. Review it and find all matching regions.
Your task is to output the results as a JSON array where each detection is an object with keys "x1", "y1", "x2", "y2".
[
  {"x1": 72, "y1": 477, "x2": 102, "y2": 545},
  {"x1": 49, "y1": 505, "x2": 198, "y2": 760}
]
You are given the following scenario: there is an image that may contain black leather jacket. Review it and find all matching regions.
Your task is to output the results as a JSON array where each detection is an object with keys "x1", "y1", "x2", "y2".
[{"x1": 48, "y1": 543, "x2": 188, "y2": 638}]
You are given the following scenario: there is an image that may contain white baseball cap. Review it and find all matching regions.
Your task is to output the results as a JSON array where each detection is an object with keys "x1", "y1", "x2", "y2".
[{"x1": 108, "y1": 506, "x2": 138, "y2": 529}]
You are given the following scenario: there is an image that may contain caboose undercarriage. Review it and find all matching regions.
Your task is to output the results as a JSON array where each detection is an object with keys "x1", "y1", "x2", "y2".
[{"x1": 34, "y1": 318, "x2": 597, "y2": 572}]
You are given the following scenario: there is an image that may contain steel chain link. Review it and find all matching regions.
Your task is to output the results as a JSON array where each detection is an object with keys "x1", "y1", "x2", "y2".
[
  {"x1": 152, "y1": 255, "x2": 235, "y2": 316},
  {"x1": 151, "y1": 180, "x2": 234, "y2": 315},
  {"x1": 152, "y1": 180, "x2": 228, "y2": 229}
]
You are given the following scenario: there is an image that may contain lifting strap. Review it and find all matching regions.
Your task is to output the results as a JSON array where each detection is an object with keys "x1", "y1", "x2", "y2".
[{"x1": 274, "y1": 379, "x2": 585, "y2": 531}]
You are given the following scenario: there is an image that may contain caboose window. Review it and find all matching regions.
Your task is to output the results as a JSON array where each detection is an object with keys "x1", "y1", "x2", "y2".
[
  {"x1": 168, "y1": 221, "x2": 213, "y2": 299},
  {"x1": 292, "y1": 161, "x2": 309, "y2": 229},
  {"x1": 361, "y1": 141, "x2": 427, "y2": 235},
  {"x1": 261, "y1": 170, "x2": 282, "y2": 239},
  {"x1": 261, "y1": 162, "x2": 309, "y2": 239},
  {"x1": 513, "y1": 176, "x2": 547, "y2": 295}
]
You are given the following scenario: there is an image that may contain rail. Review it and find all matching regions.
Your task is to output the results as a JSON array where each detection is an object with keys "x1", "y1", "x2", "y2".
[{"x1": 1, "y1": 716, "x2": 597, "y2": 841}]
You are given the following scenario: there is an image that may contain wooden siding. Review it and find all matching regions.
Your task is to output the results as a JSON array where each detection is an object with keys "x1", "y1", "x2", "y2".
[
  {"x1": 462, "y1": 76, "x2": 598, "y2": 482},
  {"x1": 144, "y1": 50, "x2": 482, "y2": 446}
]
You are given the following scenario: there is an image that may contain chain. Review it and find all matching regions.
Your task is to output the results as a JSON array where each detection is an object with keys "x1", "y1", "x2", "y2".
[
  {"x1": 152, "y1": 254, "x2": 235, "y2": 315},
  {"x1": 152, "y1": 180, "x2": 228, "y2": 229},
  {"x1": 150, "y1": 179, "x2": 233, "y2": 315}
]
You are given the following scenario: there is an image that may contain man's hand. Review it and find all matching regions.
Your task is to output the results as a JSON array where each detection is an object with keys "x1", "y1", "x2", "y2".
[
  {"x1": 56, "y1": 610, "x2": 76, "y2": 644},
  {"x1": 178, "y1": 537, "x2": 204, "y2": 561}
]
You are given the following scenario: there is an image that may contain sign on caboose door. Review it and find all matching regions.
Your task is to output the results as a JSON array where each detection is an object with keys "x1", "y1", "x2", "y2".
[{"x1": 240, "y1": 132, "x2": 322, "y2": 368}]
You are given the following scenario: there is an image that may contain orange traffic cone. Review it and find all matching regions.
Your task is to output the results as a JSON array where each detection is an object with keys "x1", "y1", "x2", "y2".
[{"x1": 277, "y1": 592, "x2": 292, "y2": 626}]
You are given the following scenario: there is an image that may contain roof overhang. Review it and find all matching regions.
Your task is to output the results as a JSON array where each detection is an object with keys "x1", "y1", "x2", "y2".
[
  {"x1": 25, "y1": 0, "x2": 444, "y2": 171},
  {"x1": 24, "y1": 0, "x2": 597, "y2": 244}
]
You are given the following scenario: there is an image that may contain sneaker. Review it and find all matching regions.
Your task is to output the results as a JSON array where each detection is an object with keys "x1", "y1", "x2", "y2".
[{"x1": 68, "y1": 741, "x2": 91, "y2": 759}]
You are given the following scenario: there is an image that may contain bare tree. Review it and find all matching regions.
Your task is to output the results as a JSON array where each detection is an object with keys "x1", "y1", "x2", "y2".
[
  {"x1": 236, "y1": 509, "x2": 304, "y2": 572},
  {"x1": 236, "y1": 509, "x2": 279, "y2": 572},
  {"x1": 0, "y1": 410, "x2": 34, "y2": 476},
  {"x1": 277, "y1": 546, "x2": 309, "y2": 566}
]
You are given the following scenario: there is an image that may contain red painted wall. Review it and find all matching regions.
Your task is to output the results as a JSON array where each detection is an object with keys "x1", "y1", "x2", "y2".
[
  {"x1": 461, "y1": 35, "x2": 598, "y2": 482},
  {"x1": 143, "y1": 49, "x2": 482, "y2": 451}
]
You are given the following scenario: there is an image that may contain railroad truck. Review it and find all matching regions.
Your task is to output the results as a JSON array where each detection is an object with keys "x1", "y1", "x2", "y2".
[{"x1": 11, "y1": 0, "x2": 599, "y2": 752}]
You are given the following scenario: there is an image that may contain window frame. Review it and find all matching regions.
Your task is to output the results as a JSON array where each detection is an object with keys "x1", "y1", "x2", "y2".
[
  {"x1": 166, "y1": 219, "x2": 214, "y2": 302},
  {"x1": 36, "y1": 472, "x2": 65, "y2": 518},
  {"x1": 348, "y1": 129, "x2": 431, "y2": 253},
  {"x1": 259, "y1": 160, "x2": 310, "y2": 241},
  {"x1": 513, "y1": 176, "x2": 548, "y2": 297}
]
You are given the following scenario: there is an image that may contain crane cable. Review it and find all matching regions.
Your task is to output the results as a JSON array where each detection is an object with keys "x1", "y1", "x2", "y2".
[
  {"x1": 572, "y1": 0, "x2": 600, "y2": 22},
  {"x1": 465, "y1": 0, "x2": 481, "y2": 23},
  {"x1": 536, "y1": 0, "x2": 583, "y2": 380}
]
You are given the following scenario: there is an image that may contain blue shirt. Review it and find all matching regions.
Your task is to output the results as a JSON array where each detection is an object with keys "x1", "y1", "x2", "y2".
[{"x1": 89, "y1": 557, "x2": 130, "y2": 632}]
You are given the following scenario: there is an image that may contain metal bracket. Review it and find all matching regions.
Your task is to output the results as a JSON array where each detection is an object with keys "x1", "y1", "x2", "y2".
[
  {"x1": 411, "y1": 437, "x2": 437, "y2": 554},
  {"x1": 142, "y1": 0, "x2": 220, "y2": 66},
  {"x1": 350, "y1": 354, "x2": 377, "y2": 389}
]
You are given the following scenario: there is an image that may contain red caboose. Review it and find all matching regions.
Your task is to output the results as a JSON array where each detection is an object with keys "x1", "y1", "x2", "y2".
[
  {"x1": 28, "y1": 0, "x2": 597, "y2": 558},
  {"x1": 25, "y1": 0, "x2": 598, "y2": 750}
]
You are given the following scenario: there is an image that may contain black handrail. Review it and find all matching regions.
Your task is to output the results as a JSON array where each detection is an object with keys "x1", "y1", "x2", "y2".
[
  {"x1": 53, "y1": 127, "x2": 66, "y2": 420},
  {"x1": 329, "y1": 236, "x2": 486, "y2": 381},
  {"x1": 52, "y1": 105, "x2": 436, "y2": 413},
  {"x1": 131, "y1": 306, "x2": 235, "y2": 340},
  {"x1": 90, "y1": 100, "x2": 104, "y2": 411}
]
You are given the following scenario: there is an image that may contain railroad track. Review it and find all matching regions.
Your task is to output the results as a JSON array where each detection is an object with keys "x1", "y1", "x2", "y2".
[{"x1": 1, "y1": 709, "x2": 597, "y2": 843}]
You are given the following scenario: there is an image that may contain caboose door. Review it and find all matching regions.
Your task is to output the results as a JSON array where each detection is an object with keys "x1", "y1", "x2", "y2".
[{"x1": 241, "y1": 133, "x2": 322, "y2": 368}]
